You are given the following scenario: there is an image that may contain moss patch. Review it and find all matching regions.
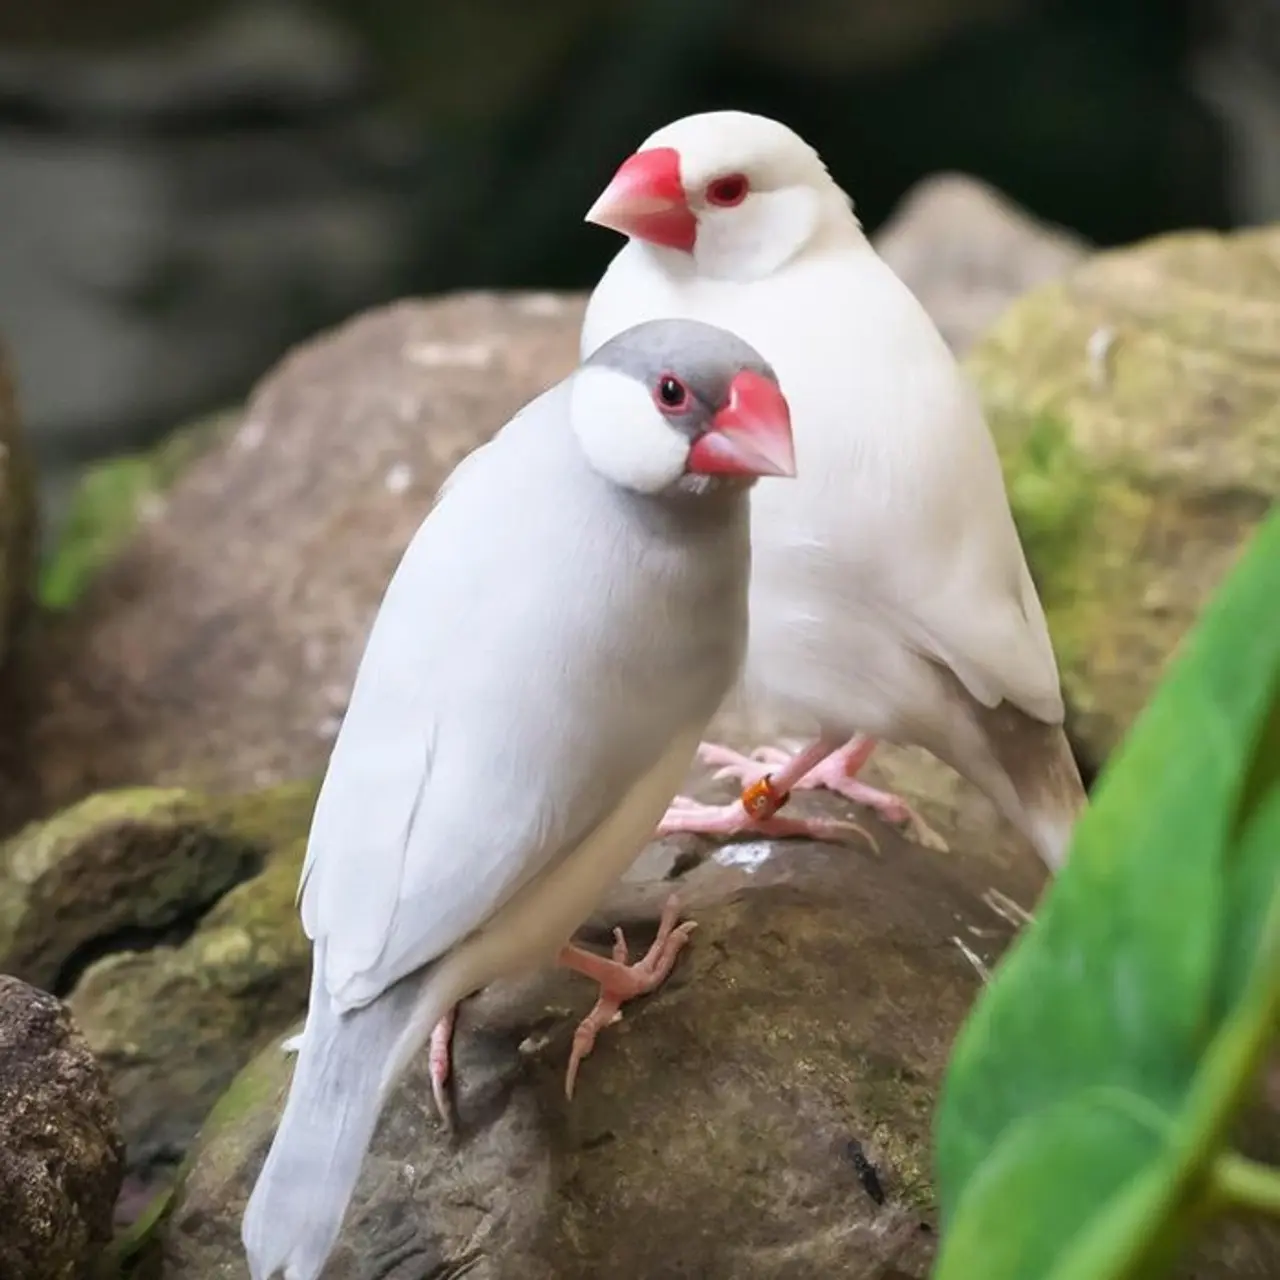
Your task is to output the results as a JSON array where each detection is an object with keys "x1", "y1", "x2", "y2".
[
  {"x1": 966, "y1": 225, "x2": 1280, "y2": 759},
  {"x1": 40, "y1": 407, "x2": 238, "y2": 611}
]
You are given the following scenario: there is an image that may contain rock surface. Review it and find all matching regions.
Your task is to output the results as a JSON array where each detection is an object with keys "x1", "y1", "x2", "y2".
[
  {"x1": 0, "y1": 974, "x2": 124, "y2": 1280},
  {"x1": 151, "y1": 822, "x2": 1020, "y2": 1280},
  {"x1": 17, "y1": 291, "x2": 585, "y2": 826},
  {"x1": 968, "y1": 222, "x2": 1280, "y2": 766},
  {"x1": 146, "y1": 803, "x2": 1277, "y2": 1280},
  {"x1": 876, "y1": 172, "x2": 1089, "y2": 355},
  {"x1": 0, "y1": 786, "x2": 278, "y2": 993},
  {"x1": 65, "y1": 783, "x2": 315, "y2": 1198}
]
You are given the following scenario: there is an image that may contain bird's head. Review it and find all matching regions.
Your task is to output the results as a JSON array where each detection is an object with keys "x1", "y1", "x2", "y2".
[
  {"x1": 585, "y1": 111, "x2": 853, "y2": 281},
  {"x1": 569, "y1": 317, "x2": 796, "y2": 498}
]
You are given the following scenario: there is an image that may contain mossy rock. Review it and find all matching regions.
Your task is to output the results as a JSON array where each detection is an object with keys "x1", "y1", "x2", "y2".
[
  {"x1": 40, "y1": 407, "x2": 236, "y2": 612},
  {"x1": 67, "y1": 783, "x2": 316, "y2": 1196},
  {"x1": 0, "y1": 782, "x2": 312, "y2": 994},
  {"x1": 969, "y1": 223, "x2": 1280, "y2": 764},
  {"x1": 139, "y1": 833, "x2": 996, "y2": 1280}
]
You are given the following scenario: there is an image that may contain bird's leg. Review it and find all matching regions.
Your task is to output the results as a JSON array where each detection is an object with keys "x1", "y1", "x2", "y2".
[
  {"x1": 556, "y1": 894, "x2": 695, "y2": 1099},
  {"x1": 427, "y1": 1006, "x2": 458, "y2": 1125},
  {"x1": 697, "y1": 734, "x2": 946, "y2": 849},
  {"x1": 655, "y1": 738, "x2": 873, "y2": 844}
]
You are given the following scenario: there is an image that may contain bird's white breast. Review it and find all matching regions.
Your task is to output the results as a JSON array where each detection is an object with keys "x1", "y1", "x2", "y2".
[{"x1": 582, "y1": 241, "x2": 1041, "y2": 740}]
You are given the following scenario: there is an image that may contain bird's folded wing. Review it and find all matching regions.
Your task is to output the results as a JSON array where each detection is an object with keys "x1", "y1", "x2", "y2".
[
  {"x1": 891, "y1": 388, "x2": 1065, "y2": 726},
  {"x1": 296, "y1": 403, "x2": 677, "y2": 1010}
]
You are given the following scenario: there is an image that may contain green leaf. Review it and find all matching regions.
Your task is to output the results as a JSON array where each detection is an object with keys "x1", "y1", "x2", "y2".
[{"x1": 933, "y1": 506, "x2": 1280, "y2": 1280}]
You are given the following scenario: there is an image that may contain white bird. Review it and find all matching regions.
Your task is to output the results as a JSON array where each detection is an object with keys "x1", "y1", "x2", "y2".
[
  {"x1": 580, "y1": 110, "x2": 1086, "y2": 869},
  {"x1": 241, "y1": 317, "x2": 796, "y2": 1280}
]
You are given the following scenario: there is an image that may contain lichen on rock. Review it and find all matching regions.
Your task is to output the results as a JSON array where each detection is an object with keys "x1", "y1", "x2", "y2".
[
  {"x1": 0, "y1": 782, "x2": 311, "y2": 994},
  {"x1": 67, "y1": 792, "x2": 314, "y2": 1192},
  {"x1": 39, "y1": 407, "x2": 236, "y2": 612},
  {"x1": 968, "y1": 223, "x2": 1280, "y2": 764}
]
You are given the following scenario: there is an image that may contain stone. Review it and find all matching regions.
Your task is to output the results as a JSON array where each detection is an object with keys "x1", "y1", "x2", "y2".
[
  {"x1": 143, "y1": 790, "x2": 1278, "y2": 1279},
  {"x1": 149, "y1": 821, "x2": 1019, "y2": 1280},
  {"x1": 0, "y1": 974, "x2": 124, "y2": 1280},
  {"x1": 65, "y1": 783, "x2": 314, "y2": 1202},
  {"x1": 16, "y1": 291, "x2": 585, "y2": 830},
  {"x1": 874, "y1": 172, "x2": 1088, "y2": 355},
  {"x1": 0, "y1": 782, "x2": 310, "y2": 995},
  {"x1": 966, "y1": 222, "x2": 1280, "y2": 766}
]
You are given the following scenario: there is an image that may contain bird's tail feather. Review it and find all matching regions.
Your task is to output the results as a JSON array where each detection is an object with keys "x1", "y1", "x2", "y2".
[
  {"x1": 241, "y1": 960, "x2": 445, "y2": 1280},
  {"x1": 972, "y1": 711, "x2": 1086, "y2": 872},
  {"x1": 926, "y1": 677, "x2": 1088, "y2": 874}
]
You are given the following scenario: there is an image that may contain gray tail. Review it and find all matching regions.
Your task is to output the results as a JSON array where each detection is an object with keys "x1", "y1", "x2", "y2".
[
  {"x1": 241, "y1": 960, "x2": 444, "y2": 1280},
  {"x1": 930, "y1": 686, "x2": 1088, "y2": 874},
  {"x1": 978, "y1": 711, "x2": 1087, "y2": 873}
]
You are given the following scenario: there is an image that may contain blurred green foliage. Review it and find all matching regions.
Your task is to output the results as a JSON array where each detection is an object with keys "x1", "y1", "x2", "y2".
[{"x1": 933, "y1": 506, "x2": 1280, "y2": 1279}]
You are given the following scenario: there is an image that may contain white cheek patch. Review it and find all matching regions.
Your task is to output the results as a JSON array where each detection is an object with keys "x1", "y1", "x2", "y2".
[
  {"x1": 696, "y1": 187, "x2": 821, "y2": 281},
  {"x1": 568, "y1": 366, "x2": 690, "y2": 494}
]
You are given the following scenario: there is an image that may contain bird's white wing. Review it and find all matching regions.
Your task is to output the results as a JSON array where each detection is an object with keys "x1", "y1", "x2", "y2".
[
  {"x1": 297, "y1": 390, "x2": 717, "y2": 1010},
  {"x1": 882, "y1": 364, "x2": 1065, "y2": 725}
]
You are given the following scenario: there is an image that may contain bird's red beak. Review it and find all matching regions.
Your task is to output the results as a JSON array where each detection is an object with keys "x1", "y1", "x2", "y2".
[
  {"x1": 687, "y1": 371, "x2": 796, "y2": 479},
  {"x1": 585, "y1": 147, "x2": 697, "y2": 252}
]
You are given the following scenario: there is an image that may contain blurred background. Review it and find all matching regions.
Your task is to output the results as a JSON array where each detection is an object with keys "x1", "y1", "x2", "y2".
[{"x1": 0, "y1": 0, "x2": 1275, "y2": 548}]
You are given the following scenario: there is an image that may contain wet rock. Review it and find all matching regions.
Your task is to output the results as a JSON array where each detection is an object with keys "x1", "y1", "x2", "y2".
[
  {"x1": 967, "y1": 222, "x2": 1280, "y2": 766},
  {"x1": 0, "y1": 974, "x2": 124, "y2": 1280}
]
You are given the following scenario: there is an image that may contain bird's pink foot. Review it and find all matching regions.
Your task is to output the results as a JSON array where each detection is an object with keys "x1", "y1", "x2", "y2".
[
  {"x1": 657, "y1": 791, "x2": 868, "y2": 844},
  {"x1": 556, "y1": 894, "x2": 695, "y2": 1099},
  {"x1": 700, "y1": 738, "x2": 946, "y2": 849},
  {"x1": 428, "y1": 1006, "x2": 457, "y2": 1124}
]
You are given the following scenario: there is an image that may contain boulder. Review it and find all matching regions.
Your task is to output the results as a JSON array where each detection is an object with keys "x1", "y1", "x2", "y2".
[
  {"x1": 144, "y1": 800, "x2": 1277, "y2": 1279},
  {"x1": 149, "y1": 820, "x2": 1019, "y2": 1280},
  {"x1": 65, "y1": 784, "x2": 314, "y2": 1202},
  {"x1": 967, "y1": 222, "x2": 1280, "y2": 766},
  {"x1": 0, "y1": 974, "x2": 124, "y2": 1280},
  {"x1": 0, "y1": 782, "x2": 315, "y2": 1204},
  {"x1": 0, "y1": 782, "x2": 311, "y2": 994},
  {"x1": 875, "y1": 172, "x2": 1088, "y2": 355},
  {"x1": 19, "y1": 292, "x2": 584, "y2": 829}
]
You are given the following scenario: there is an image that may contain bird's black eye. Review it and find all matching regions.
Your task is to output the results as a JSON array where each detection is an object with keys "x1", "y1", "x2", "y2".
[
  {"x1": 706, "y1": 173, "x2": 749, "y2": 207},
  {"x1": 655, "y1": 374, "x2": 690, "y2": 411}
]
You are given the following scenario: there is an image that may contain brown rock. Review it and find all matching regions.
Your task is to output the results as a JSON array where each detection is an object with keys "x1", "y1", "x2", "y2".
[
  {"x1": 0, "y1": 974, "x2": 124, "y2": 1280},
  {"x1": 153, "y1": 822, "x2": 1018, "y2": 1280},
  {"x1": 23, "y1": 292, "x2": 585, "y2": 823},
  {"x1": 874, "y1": 172, "x2": 1089, "y2": 355},
  {"x1": 144, "y1": 802, "x2": 1279, "y2": 1279}
]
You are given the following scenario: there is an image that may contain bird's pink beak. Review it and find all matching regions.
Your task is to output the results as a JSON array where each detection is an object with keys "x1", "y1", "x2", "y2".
[
  {"x1": 585, "y1": 147, "x2": 697, "y2": 252},
  {"x1": 687, "y1": 371, "x2": 796, "y2": 479}
]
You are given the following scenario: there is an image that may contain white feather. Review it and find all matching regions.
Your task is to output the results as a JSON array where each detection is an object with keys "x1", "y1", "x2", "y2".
[
  {"x1": 581, "y1": 111, "x2": 1065, "y2": 760},
  {"x1": 245, "y1": 347, "x2": 754, "y2": 1279}
]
